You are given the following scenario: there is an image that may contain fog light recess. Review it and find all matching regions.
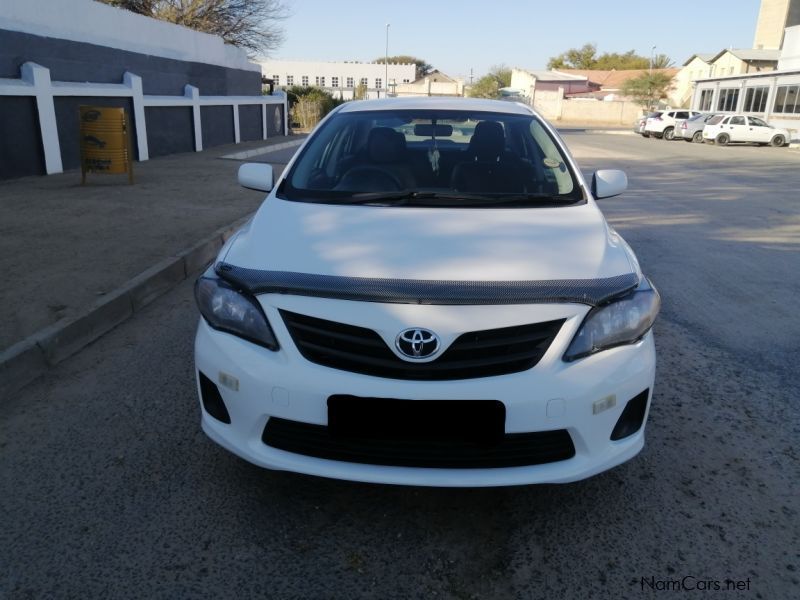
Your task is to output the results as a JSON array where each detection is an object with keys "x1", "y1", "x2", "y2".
[
  {"x1": 199, "y1": 371, "x2": 231, "y2": 424},
  {"x1": 610, "y1": 389, "x2": 649, "y2": 441}
]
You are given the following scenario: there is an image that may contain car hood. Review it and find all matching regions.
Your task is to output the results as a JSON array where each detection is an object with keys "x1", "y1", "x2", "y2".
[{"x1": 222, "y1": 197, "x2": 637, "y2": 282}]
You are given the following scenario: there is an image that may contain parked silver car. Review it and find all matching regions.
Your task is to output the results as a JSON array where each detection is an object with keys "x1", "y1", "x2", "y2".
[
  {"x1": 674, "y1": 113, "x2": 718, "y2": 143},
  {"x1": 634, "y1": 111, "x2": 662, "y2": 137}
]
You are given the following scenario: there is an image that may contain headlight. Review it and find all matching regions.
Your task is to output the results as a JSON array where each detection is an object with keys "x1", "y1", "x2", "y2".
[
  {"x1": 563, "y1": 277, "x2": 660, "y2": 361},
  {"x1": 194, "y1": 270, "x2": 279, "y2": 350}
]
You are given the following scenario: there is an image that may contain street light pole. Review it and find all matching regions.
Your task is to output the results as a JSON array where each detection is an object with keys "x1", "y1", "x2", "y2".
[
  {"x1": 650, "y1": 45, "x2": 656, "y2": 75},
  {"x1": 385, "y1": 23, "x2": 390, "y2": 97}
]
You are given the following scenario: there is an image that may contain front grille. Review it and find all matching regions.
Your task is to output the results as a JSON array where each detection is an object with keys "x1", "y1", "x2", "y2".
[
  {"x1": 262, "y1": 417, "x2": 576, "y2": 469},
  {"x1": 279, "y1": 310, "x2": 564, "y2": 380}
]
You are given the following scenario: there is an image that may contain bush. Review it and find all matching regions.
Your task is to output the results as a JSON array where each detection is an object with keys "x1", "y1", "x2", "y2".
[{"x1": 285, "y1": 86, "x2": 346, "y2": 129}]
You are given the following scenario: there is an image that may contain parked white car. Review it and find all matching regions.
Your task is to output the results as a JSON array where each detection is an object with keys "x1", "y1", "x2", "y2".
[
  {"x1": 702, "y1": 114, "x2": 789, "y2": 147},
  {"x1": 644, "y1": 109, "x2": 702, "y2": 140},
  {"x1": 194, "y1": 97, "x2": 660, "y2": 487}
]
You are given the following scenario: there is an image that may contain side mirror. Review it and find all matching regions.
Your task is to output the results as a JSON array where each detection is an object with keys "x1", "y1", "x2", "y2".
[
  {"x1": 238, "y1": 163, "x2": 274, "y2": 192},
  {"x1": 592, "y1": 169, "x2": 627, "y2": 199}
]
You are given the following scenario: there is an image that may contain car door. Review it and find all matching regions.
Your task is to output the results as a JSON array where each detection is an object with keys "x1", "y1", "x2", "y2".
[
  {"x1": 725, "y1": 116, "x2": 747, "y2": 141},
  {"x1": 745, "y1": 116, "x2": 773, "y2": 143}
]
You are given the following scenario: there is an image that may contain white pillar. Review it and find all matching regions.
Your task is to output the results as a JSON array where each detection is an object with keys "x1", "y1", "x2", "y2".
[
  {"x1": 233, "y1": 104, "x2": 240, "y2": 143},
  {"x1": 21, "y1": 62, "x2": 62, "y2": 174},
  {"x1": 124, "y1": 72, "x2": 148, "y2": 161},
  {"x1": 283, "y1": 96, "x2": 289, "y2": 136},
  {"x1": 262, "y1": 103, "x2": 268, "y2": 140},
  {"x1": 184, "y1": 85, "x2": 202, "y2": 151}
]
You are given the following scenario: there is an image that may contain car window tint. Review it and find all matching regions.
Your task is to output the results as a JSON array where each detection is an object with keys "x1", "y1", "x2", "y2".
[
  {"x1": 748, "y1": 117, "x2": 768, "y2": 127},
  {"x1": 730, "y1": 116, "x2": 745, "y2": 125}
]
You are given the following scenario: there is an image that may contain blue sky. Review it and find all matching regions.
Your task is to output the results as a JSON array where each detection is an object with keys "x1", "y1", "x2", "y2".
[{"x1": 271, "y1": 0, "x2": 762, "y2": 78}]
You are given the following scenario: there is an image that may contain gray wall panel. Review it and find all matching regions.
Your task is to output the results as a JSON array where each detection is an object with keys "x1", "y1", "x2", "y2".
[
  {"x1": 145, "y1": 107, "x2": 194, "y2": 157},
  {"x1": 201, "y1": 106, "x2": 235, "y2": 148},
  {"x1": 266, "y1": 104, "x2": 284, "y2": 137},
  {"x1": 0, "y1": 97, "x2": 45, "y2": 179},
  {"x1": 238, "y1": 105, "x2": 262, "y2": 142},
  {"x1": 0, "y1": 29, "x2": 260, "y2": 95}
]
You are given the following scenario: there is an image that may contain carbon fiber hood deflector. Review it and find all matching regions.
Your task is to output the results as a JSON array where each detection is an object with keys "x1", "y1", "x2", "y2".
[{"x1": 215, "y1": 263, "x2": 639, "y2": 306}]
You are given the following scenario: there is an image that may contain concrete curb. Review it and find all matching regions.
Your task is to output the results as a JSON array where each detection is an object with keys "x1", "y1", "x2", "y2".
[
  {"x1": 221, "y1": 138, "x2": 304, "y2": 160},
  {"x1": 0, "y1": 215, "x2": 252, "y2": 401},
  {"x1": 585, "y1": 130, "x2": 636, "y2": 136}
]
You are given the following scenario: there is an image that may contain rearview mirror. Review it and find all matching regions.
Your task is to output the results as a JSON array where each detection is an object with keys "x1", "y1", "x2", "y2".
[
  {"x1": 238, "y1": 163, "x2": 273, "y2": 192},
  {"x1": 592, "y1": 169, "x2": 627, "y2": 199},
  {"x1": 413, "y1": 123, "x2": 453, "y2": 137}
]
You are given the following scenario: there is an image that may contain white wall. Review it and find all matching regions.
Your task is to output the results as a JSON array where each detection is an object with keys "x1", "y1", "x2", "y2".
[
  {"x1": 779, "y1": 25, "x2": 800, "y2": 69},
  {"x1": 0, "y1": 0, "x2": 259, "y2": 72},
  {"x1": 260, "y1": 59, "x2": 416, "y2": 91}
]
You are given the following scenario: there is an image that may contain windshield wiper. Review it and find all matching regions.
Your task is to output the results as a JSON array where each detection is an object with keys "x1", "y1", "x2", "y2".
[{"x1": 333, "y1": 191, "x2": 575, "y2": 206}]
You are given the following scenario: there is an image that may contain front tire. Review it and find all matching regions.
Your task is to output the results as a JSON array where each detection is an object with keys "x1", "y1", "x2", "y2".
[
  {"x1": 716, "y1": 133, "x2": 730, "y2": 146},
  {"x1": 692, "y1": 131, "x2": 703, "y2": 143},
  {"x1": 771, "y1": 135, "x2": 786, "y2": 147},
  {"x1": 663, "y1": 127, "x2": 675, "y2": 141}
]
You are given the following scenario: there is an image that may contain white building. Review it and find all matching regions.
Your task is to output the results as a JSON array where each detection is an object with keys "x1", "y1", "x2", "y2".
[
  {"x1": 691, "y1": 25, "x2": 800, "y2": 137},
  {"x1": 258, "y1": 59, "x2": 416, "y2": 100}
]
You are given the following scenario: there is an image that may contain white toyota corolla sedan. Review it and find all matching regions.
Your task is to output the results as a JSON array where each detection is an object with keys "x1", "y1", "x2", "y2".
[{"x1": 194, "y1": 97, "x2": 659, "y2": 487}]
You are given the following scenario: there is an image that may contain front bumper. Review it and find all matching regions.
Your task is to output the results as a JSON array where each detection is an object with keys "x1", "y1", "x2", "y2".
[{"x1": 194, "y1": 298, "x2": 656, "y2": 487}]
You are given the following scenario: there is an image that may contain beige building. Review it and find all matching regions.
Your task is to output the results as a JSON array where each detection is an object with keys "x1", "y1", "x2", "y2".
[
  {"x1": 753, "y1": 0, "x2": 800, "y2": 49},
  {"x1": 394, "y1": 70, "x2": 465, "y2": 97}
]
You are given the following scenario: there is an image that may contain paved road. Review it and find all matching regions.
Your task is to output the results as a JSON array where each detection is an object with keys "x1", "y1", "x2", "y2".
[{"x1": 2, "y1": 135, "x2": 798, "y2": 599}]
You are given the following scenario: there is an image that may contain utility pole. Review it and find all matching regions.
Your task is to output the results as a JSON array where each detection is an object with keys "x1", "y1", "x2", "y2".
[
  {"x1": 650, "y1": 45, "x2": 656, "y2": 75},
  {"x1": 385, "y1": 23, "x2": 390, "y2": 98}
]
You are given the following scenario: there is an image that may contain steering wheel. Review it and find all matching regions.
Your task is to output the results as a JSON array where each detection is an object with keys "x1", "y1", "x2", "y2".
[{"x1": 337, "y1": 166, "x2": 403, "y2": 192}]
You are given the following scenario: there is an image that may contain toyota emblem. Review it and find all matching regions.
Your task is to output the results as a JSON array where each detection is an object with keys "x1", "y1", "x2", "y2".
[{"x1": 395, "y1": 328, "x2": 440, "y2": 360}]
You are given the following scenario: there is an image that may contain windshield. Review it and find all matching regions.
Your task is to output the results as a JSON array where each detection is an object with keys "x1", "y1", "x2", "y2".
[{"x1": 279, "y1": 109, "x2": 583, "y2": 207}]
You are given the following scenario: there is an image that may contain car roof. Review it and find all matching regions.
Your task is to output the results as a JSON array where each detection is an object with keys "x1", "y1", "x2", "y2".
[{"x1": 336, "y1": 96, "x2": 535, "y2": 116}]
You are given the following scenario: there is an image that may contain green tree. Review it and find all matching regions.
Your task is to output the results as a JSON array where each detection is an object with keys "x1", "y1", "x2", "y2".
[
  {"x1": 651, "y1": 54, "x2": 675, "y2": 69},
  {"x1": 373, "y1": 55, "x2": 433, "y2": 80},
  {"x1": 97, "y1": 0, "x2": 289, "y2": 55},
  {"x1": 467, "y1": 65, "x2": 512, "y2": 99},
  {"x1": 620, "y1": 72, "x2": 675, "y2": 109},
  {"x1": 547, "y1": 43, "x2": 598, "y2": 69},
  {"x1": 548, "y1": 44, "x2": 673, "y2": 71},
  {"x1": 594, "y1": 50, "x2": 648, "y2": 70}
]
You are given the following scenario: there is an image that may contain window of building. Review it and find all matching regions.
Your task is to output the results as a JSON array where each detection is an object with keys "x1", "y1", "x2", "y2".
[
  {"x1": 698, "y1": 89, "x2": 714, "y2": 111},
  {"x1": 272, "y1": 75, "x2": 280, "y2": 86},
  {"x1": 717, "y1": 88, "x2": 739, "y2": 112},
  {"x1": 332, "y1": 77, "x2": 339, "y2": 87},
  {"x1": 320, "y1": 76, "x2": 325, "y2": 87},
  {"x1": 360, "y1": 77, "x2": 368, "y2": 87},
  {"x1": 743, "y1": 86, "x2": 769, "y2": 113},
  {"x1": 315, "y1": 76, "x2": 320, "y2": 86},
  {"x1": 402, "y1": 78, "x2": 410, "y2": 83},
  {"x1": 286, "y1": 75, "x2": 294, "y2": 86},
  {"x1": 376, "y1": 78, "x2": 382, "y2": 89},
  {"x1": 301, "y1": 75, "x2": 309, "y2": 86},
  {"x1": 346, "y1": 77, "x2": 354, "y2": 87},
  {"x1": 773, "y1": 85, "x2": 800, "y2": 114}
]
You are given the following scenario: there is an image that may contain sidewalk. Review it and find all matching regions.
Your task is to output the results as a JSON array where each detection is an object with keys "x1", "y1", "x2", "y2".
[{"x1": 0, "y1": 136, "x2": 304, "y2": 398}]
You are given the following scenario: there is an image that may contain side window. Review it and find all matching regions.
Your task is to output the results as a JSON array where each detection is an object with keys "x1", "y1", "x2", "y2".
[
  {"x1": 676, "y1": 111, "x2": 689, "y2": 119},
  {"x1": 721, "y1": 117, "x2": 730, "y2": 124},
  {"x1": 748, "y1": 117, "x2": 768, "y2": 127},
  {"x1": 730, "y1": 116, "x2": 745, "y2": 125}
]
